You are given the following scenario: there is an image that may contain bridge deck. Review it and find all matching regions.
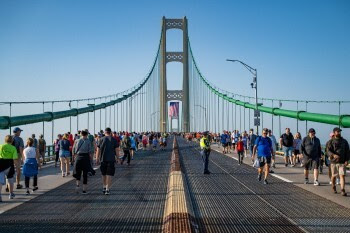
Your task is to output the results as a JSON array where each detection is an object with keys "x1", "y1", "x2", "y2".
[
  {"x1": 0, "y1": 144, "x2": 172, "y2": 233},
  {"x1": 178, "y1": 138, "x2": 350, "y2": 233},
  {"x1": 0, "y1": 137, "x2": 350, "y2": 233}
]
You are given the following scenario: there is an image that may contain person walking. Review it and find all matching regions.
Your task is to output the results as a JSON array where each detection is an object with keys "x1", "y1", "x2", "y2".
[
  {"x1": 72, "y1": 130, "x2": 93, "y2": 194},
  {"x1": 130, "y1": 134, "x2": 136, "y2": 160},
  {"x1": 248, "y1": 129, "x2": 257, "y2": 163},
  {"x1": 268, "y1": 130, "x2": 277, "y2": 168},
  {"x1": 22, "y1": 138, "x2": 39, "y2": 195},
  {"x1": 54, "y1": 134, "x2": 62, "y2": 167},
  {"x1": 327, "y1": 127, "x2": 349, "y2": 196},
  {"x1": 38, "y1": 134, "x2": 46, "y2": 168},
  {"x1": 301, "y1": 128, "x2": 322, "y2": 186},
  {"x1": 0, "y1": 135, "x2": 18, "y2": 201},
  {"x1": 121, "y1": 133, "x2": 132, "y2": 165},
  {"x1": 253, "y1": 128, "x2": 273, "y2": 185},
  {"x1": 96, "y1": 128, "x2": 119, "y2": 195},
  {"x1": 236, "y1": 136, "x2": 244, "y2": 165},
  {"x1": 12, "y1": 127, "x2": 24, "y2": 189},
  {"x1": 292, "y1": 133, "x2": 302, "y2": 167},
  {"x1": 279, "y1": 128, "x2": 294, "y2": 167},
  {"x1": 59, "y1": 134, "x2": 71, "y2": 177},
  {"x1": 142, "y1": 134, "x2": 148, "y2": 150},
  {"x1": 200, "y1": 131, "x2": 211, "y2": 174}
]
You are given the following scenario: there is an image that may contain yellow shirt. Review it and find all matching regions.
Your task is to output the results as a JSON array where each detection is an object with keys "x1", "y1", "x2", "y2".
[{"x1": 0, "y1": 143, "x2": 18, "y2": 160}]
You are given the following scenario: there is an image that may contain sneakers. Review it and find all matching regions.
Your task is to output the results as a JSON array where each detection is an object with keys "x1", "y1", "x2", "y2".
[
  {"x1": 16, "y1": 184, "x2": 23, "y2": 189},
  {"x1": 285, "y1": 164, "x2": 288, "y2": 167},
  {"x1": 82, "y1": 190, "x2": 88, "y2": 195},
  {"x1": 102, "y1": 188, "x2": 106, "y2": 194},
  {"x1": 291, "y1": 164, "x2": 295, "y2": 167},
  {"x1": 25, "y1": 190, "x2": 30, "y2": 195},
  {"x1": 314, "y1": 181, "x2": 320, "y2": 186},
  {"x1": 105, "y1": 190, "x2": 110, "y2": 195},
  {"x1": 332, "y1": 185, "x2": 337, "y2": 194},
  {"x1": 269, "y1": 170, "x2": 274, "y2": 174},
  {"x1": 341, "y1": 189, "x2": 347, "y2": 196},
  {"x1": 304, "y1": 178, "x2": 309, "y2": 184},
  {"x1": 258, "y1": 174, "x2": 262, "y2": 181},
  {"x1": 263, "y1": 179, "x2": 268, "y2": 185},
  {"x1": 204, "y1": 171, "x2": 211, "y2": 175},
  {"x1": 33, "y1": 187, "x2": 38, "y2": 192},
  {"x1": 9, "y1": 192, "x2": 15, "y2": 199}
]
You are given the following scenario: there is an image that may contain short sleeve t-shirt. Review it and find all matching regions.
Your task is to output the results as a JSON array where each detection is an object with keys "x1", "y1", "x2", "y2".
[
  {"x1": 0, "y1": 144, "x2": 18, "y2": 160},
  {"x1": 12, "y1": 135, "x2": 24, "y2": 154},
  {"x1": 280, "y1": 133, "x2": 294, "y2": 147},
  {"x1": 98, "y1": 136, "x2": 118, "y2": 162},
  {"x1": 255, "y1": 136, "x2": 272, "y2": 157},
  {"x1": 220, "y1": 134, "x2": 227, "y2": 144}
]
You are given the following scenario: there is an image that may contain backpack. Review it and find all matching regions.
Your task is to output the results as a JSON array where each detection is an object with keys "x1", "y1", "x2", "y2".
[
  {"x1": 122, "y1": 137, "x2": 131, "y2": 149},
  {"x1": 237, "y1": 141, "x2": 244, "y2": 152}
]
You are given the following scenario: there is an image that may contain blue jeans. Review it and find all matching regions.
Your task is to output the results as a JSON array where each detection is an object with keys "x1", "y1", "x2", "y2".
[
  {"x1": 201, "y1": 149, "x2": 210, "y2": 172},
  {"x1": 283, "y1": 146, "x2": 293, "y2": 157}
]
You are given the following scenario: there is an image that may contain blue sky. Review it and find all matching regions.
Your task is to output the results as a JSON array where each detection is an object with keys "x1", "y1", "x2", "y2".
[{"x1": 0, "y1": 0, "x2": 349, "y2": 142}]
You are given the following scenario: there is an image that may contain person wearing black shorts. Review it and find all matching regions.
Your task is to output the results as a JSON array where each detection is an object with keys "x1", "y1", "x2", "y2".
[
  {"x1": 301, "y1": 128, "x2": 322, "y2": 186},
  {"x1": 96, "y1": 128, "x2": 119, "y2": 195}
]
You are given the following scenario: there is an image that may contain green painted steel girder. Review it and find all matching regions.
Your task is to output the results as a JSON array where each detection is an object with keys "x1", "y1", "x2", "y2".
[
  {"x1": 0, "y1": 76, "x2": 151, "y2": 130},
  {"x1": 216, "y1": 91, "x2": 350, "y2": 128}
]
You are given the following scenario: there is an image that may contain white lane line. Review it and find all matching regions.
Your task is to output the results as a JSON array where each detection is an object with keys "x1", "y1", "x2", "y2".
[
  {"x1": 191, "y1": 145, "x2": 308, "y2": 233},
  {"x1": 270, "y1": 174, "x2": 293, "y2": 183}
]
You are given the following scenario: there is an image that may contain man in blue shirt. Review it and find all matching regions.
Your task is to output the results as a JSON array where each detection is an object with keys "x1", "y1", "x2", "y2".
[
  {"x1": 220, "y1": 131, "x2": 228, "y2": 154},
  {"x1": 253, "y1": 128, "x2": 273, "y2": 184}
]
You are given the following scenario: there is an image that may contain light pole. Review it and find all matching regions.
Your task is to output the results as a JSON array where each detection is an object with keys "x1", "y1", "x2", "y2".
[
  {"x1": 226, "y1": 59, "x2": 259, "y2": 134},
  {"x1": 195, "y1": 104, "x2": 208, "y2": 131}
]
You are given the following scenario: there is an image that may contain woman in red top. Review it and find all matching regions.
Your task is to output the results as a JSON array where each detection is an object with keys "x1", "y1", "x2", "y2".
[{"x1": 236, "y1": 136, "x2": 245, "y2": 165}]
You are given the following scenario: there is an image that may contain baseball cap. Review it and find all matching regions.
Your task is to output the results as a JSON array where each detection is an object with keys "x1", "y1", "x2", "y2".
[
  {"x1": 13, "y1": 127, "x2": 23, "y2": 133},
  {"x1": 308, "y1": 128, "x2": 316, "y2": 133},
  {"x1": 333, "y1": 127, "x2": 342, "y2": 133}
]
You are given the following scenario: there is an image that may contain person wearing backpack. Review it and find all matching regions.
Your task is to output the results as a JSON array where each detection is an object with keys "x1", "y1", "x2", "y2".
[
  {"x1": 236, "y1": 136, "x2": 245, "y2": 165},
  {"x1": 253, "y1": 128, "x2": 273, "y2": 184},
  {"x1": 327, "y1": 127, "x2": 350, "y2": 196},
  {"x1": 121, "y1": 133, "x2": 132, "y2": 165}
]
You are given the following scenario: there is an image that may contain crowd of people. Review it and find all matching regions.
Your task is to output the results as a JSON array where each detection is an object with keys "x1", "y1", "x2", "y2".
[
  {"x1": 0, "y1": 127, "x2": 168, "y2": 200},
  {"x1": 0, "y1": 124, "x2": 348, "y2": 201},
  {"x1": 189, "y1": 126, "x2": 349, "y2": 196}
]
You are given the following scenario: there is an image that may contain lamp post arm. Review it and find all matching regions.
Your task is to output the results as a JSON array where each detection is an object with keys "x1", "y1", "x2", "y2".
[{"x1": 226, "y1": 59, "x2": 256, "y2": 76}]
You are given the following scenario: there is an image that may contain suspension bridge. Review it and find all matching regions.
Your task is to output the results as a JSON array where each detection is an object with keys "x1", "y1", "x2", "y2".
[{"x1": 0, "y1": 17, "x2": 350, "y2": 233}]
